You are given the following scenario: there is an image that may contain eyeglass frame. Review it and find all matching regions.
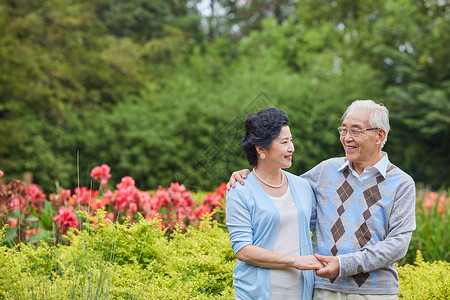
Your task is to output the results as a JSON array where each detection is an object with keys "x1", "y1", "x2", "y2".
[{"x1": 337, "y1": 127, "x2": 381, "y2": 137}]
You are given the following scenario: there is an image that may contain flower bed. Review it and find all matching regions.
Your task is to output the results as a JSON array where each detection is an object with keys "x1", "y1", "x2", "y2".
[{"x1": 0, "y1": 165, "x2": 226, "y2": 246}]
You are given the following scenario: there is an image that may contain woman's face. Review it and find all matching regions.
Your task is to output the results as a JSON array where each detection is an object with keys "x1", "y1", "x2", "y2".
[{"x1": 263, "y1": 125, "x2": 295, "y2": 169}]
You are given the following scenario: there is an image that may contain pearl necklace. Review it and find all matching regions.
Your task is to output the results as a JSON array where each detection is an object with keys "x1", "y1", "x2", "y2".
[{"x1": 252, "y1": 169, "x2": 284, "y2": 188}]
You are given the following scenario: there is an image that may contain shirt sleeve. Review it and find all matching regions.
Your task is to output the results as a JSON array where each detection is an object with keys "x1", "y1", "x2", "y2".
[
  {"x1": 338, "y1": 179, "x2": 416, "y2": 276},
  {"x1": 226, "y1": 188, "x2": 253, "y2": 254}
]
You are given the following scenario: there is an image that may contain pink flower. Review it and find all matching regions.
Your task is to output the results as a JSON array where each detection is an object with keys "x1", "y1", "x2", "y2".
[
  {"x1": 202, "y1": 193, "x2": 222, "y2": 208},
  {"x1": 101, "y1": 189, "x2": 114, "y2": 206},
  {"x1": 53, "y1": 206, "x2": 79, "y2": 233},
  {"x1": 128, "y1": 202, "x2": 138, "y2": 215},
  {"x1": 423, "y1": 196, "x2": 433, "y2": 210},
  {"x1": 429, "y1": 192, "x2": 438, "y2": 201},
  {"x1": 58, "y1": 188, "x2": 73, "y2": 206},
  {"x1": 156, "y1": 186, "x2": 171, "y2": 208},
  {"x1": 90, "y1": 164, "x2": 111, "y2": 186},
  {"x1": 439, "y1": 192, "x2": 448, "y2": 204},
  {"x1": 114, "y1": 184, "x2": 138, "y2": 212},
  {"x1": 106, "y1": 212, "x2": 115, "y2": 222},
  {"x1": 26, "y1": 184, "x2": 46, "y2": 204},
  {"x1": 74, "y1": 187, "x2": 99, "y2": 204},
  {"x1": 116, "y1": 176, "x2": 136, "y2": 190},
  {"x1": 10, "y1": 196, "x2": 24, "y2": 212},
  {"x1": 0, "y1": 170, "x2": 4, "y2": 177},
  {"x1": 189, "y1": 204, "x2": 211, "y2": 222}
]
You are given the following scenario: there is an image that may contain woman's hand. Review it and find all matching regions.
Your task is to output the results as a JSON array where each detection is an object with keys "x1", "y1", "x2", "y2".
[
  {"x1": 293, "y1": 255, "x2": 325, "y2": 271},
  {"x1": 226, "y1": 169, "x2": 251, "y2": 190}
]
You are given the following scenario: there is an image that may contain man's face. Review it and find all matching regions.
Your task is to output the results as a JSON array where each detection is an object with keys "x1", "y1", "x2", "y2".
[{"x1": 340, "y1": 109, "x2": 382, "y2": 169}]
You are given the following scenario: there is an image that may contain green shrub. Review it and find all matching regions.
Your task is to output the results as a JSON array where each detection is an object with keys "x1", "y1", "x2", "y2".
[
  {"x1": 0, "y1": 211, "x2": 448, "y2": 299},
  {"x1": 0, "y1": 211, "x2": 235, "y2": 299},
  {"x1": 401, "y1": 188, "x2": 450, "y2": 264},
  {"x1": 399, "y1": 251, "x2": 449, "y2": 299}
]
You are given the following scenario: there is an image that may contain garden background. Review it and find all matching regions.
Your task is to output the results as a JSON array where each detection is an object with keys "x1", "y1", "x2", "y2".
[{"x1": 0, "y1": 0, "x2": 449, "y2": 299}]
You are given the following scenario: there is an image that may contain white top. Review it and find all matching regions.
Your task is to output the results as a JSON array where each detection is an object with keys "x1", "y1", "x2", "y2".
[{"x1": 268, "y1": 185, "x2": 302, "y2": 300}]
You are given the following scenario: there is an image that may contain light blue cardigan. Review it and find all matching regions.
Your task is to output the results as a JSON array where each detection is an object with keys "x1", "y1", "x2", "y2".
[{"x1": 226, "y1": 171, "x2": 317, "y2": 300}]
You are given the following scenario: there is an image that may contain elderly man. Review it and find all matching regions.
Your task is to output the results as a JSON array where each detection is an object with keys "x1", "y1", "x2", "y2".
[{"x1": 227, "y1": 100, "x2": 416, "y2": 299}]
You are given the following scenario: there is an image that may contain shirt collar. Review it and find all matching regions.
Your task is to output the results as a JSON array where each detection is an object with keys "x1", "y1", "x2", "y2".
[{"x1": 338, "y1": 152, "x2": 389, "y2": 178}]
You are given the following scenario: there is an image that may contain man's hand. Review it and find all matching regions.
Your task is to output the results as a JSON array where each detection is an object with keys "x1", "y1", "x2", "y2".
[
  {"x1": 226, "y1": 169, "x2": 251, "y2": 190},
  {"x1": 314, "y1": 254, "x2": 340, "y2": 278}
]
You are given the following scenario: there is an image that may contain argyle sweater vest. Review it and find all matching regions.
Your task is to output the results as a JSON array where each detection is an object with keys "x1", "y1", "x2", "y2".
[{"x1": 302, "y1": 157, "x2": 416, "y2": 294}]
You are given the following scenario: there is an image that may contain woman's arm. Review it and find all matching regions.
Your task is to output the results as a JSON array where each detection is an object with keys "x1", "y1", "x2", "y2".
[{"x1": 236, "y1": 244, "x2": 324, "y2": 271}]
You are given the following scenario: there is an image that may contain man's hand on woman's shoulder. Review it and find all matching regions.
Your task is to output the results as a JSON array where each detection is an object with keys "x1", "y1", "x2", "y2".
[{"x1": 226, "y1": 169, "x2": 251, "y2": 190}]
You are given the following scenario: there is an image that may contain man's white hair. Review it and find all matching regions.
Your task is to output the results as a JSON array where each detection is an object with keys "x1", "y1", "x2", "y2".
[{"x1": 342, "y1": 100, "x2": 390, "y2": 149}]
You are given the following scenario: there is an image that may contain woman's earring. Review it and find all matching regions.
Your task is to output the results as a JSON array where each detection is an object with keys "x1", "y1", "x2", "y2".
[{"x1": 260, "y1": 154, "x2": 266, "y2": 159}]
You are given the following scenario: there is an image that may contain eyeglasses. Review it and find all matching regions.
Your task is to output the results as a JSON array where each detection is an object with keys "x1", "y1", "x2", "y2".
[{"x1": 337, "y1": 127, "x2": 380, "y2": 137}]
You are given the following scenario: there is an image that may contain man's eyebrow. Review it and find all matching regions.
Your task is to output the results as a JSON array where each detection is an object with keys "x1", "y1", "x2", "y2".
[{"x1": 341, "y1": 123, "x2": 363, "y2": 128}]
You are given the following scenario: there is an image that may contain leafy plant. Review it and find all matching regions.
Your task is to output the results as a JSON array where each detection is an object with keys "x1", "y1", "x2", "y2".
[
  {"x1": 398, "y1": 251, "x2": 449, "y2": 299},
  {"x1": 401, "y1": 188, "x2": 450, "y2": 264}
]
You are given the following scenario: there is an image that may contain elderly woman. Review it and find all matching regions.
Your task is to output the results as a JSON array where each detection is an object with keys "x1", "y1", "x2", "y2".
[{"x1": 226, "y1": 107, "x2": 323, "y2": 300}]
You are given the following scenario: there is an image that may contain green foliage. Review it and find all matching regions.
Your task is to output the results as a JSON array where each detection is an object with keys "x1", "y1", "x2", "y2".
[
  {"x1": 398, "y1": 251, "x2": 450, "y2": 299},
  {"x1": 0, "y1": 0, "x2": 448, "y2": 193},
  {"x1": 0, "y1": 212, "x2": 448, "y2": 299},
  {"x1": 401, "y1": 188, "x2": 450, "y2": 265},
  {"x1": 0, "y1": 211, "x2": 235, "y2": 299}
]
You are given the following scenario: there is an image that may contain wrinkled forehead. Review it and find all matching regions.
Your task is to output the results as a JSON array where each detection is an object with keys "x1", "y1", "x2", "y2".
[{"x1": 342, "y1": 109, "x2": 371, "y2": 127}]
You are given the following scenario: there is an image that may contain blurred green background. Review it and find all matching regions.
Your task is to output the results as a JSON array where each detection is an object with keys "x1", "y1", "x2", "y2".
[{"x1": 1, "y1": 0, "x2": 448, "y2": 193}]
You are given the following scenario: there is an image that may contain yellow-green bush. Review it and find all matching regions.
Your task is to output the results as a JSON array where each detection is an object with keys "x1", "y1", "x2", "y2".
[
  {"x1": 0, "y1": 213, "x2": 448, "y2": 299},
  {"x1": 398, "y1": 251, "x2": 449, "y2": 299},
  {"x1": 0, "y1": 211, "x2": 235, "y2": 299}
]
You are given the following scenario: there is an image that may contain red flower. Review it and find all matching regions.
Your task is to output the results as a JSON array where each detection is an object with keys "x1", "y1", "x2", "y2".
[
  {"x1": 155, "y1": 186, "x2": 171, "y2": 208},
  {"x1": 106, "y1": 212, "x2": 115, "y2": 222},
  {"x1": 8, "y1": 218, "x2": 18, "y2": 228},
  {"x1": 202, "y1": 193, "x2": 222, "y2": 208},
  {"x1": 215, "y1": 183, "x2": 227, "y2": 199},
  {"x1": 25, "y1": 228, "x2": 40, "y2": 236},
  {"x1": 53, "y1": 206, "x2": 79, "y2": 233},
  {"x1": 59, "y1": 188, "x2": 73, "y2": 206},
  {"x1": 26, "y1": 184, "x2": 46, "y2": 209},
  {"x1": 74, "y1": 187, "x2": 99, "y2": 204},
  {"x1": 102, "y1": 189, "x2": 114, "y2": 206},
  {"x1": 189, "y1": 204, "x2": 212, "y2": 222},
  {"x1": 90, "y1": 164, "x2": 112, "y2": 187}
]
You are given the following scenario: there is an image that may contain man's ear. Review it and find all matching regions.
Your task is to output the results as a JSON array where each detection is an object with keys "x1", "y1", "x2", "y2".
[{"x1": 376, "y1": 129, "x2": 387, "y2": 145}]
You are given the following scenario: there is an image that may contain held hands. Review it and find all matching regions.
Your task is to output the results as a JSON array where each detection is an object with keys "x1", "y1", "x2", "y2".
[
  {"x1": 226, "y1": 169, "x2": 251, "y2": 190},
  {"x1": 314, "y1": 254, "x2": 340, "y2": 278},
  {"x1": 294, "y1": 255, "x2": 325, "y2": 271}
]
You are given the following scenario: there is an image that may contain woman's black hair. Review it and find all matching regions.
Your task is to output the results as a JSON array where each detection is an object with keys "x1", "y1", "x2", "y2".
[{"x1": 242, "y1": 107, "x2": 289, "y2": 166}]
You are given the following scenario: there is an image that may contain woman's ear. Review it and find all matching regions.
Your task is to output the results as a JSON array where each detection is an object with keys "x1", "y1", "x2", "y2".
[{"x1": 255, "y1": 145, "x2": 265, "y2": 155}]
